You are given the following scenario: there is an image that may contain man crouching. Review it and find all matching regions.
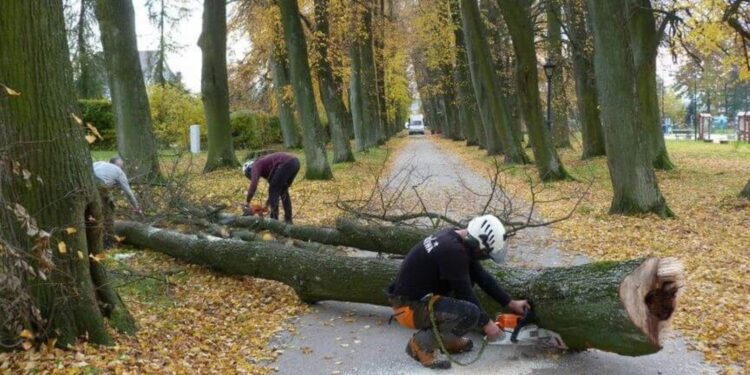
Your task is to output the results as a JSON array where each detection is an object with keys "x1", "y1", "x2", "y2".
[{"x1": 387, "y1": 215, "x2": 529, "y2": 369}]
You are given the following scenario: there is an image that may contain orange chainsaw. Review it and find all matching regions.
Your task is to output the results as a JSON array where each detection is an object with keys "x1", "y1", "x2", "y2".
[{"x1": 486, "y1": 309, "x2": 567, "y2": 349}]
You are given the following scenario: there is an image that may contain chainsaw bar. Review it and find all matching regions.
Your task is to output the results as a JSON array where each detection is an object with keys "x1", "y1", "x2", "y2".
[{"x1": 486, "y1": 325, "x2": 567, "y2": 349}]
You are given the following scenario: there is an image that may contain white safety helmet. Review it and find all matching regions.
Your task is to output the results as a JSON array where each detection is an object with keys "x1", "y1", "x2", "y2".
[
  {"x1": 466, "y1": 215, "x2": 507, "y2": 264},
  {"x1": 242, "y1": 160, "x2": 254, "y2": 179}
]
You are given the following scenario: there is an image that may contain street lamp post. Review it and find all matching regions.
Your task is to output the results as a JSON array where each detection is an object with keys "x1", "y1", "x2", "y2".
[{"x1": 543, "y1": 59, "x2": 556, "y2": 133}]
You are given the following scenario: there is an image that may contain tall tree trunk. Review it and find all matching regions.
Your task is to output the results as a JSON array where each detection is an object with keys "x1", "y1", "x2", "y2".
[
  {"x1": 75, "y1": 0, "x2": 101, "y2": 99},
  {"x1": 546, "y1": 0, "x2": 570, "y2": 148},
  {"x1": 313, "y1": 0, "x2": 355, "y2": 163},
  {"x1": 459, "y1": 0, "x2": 529, "y2": 162},
  {"x1": 563, "y1": 0, "x2": 605, "y2": 159},
  {"x1": 278, "y1": 0, "x2": 333, "y2": 179},
  {"x1": 627, "y1": 0, "x2": 674, "y2": 170},
  {"x1": 116, "y1": 221, "x2": 684, "y2": 357},
  {"x1": 359, "y1": 8, "x2": 382, "y2": 148},
  {"x1": 373, "y1": 0, "x2": 389, "y2": 144},
  {"x1": 94, "y1": 0, "x2": 161, "y2": 181},
  {"x1": 154, "y1": 0, "x2": 167, "y2": 86},
  {"x1": 349, "y1": 39, "x2": 368, "y2": 152},
  {"x1": 270, "y1": 46, "x2": 302, "y2": 149},
  {"x1": 449, "y1": 0, "x2": 482, "y2": 147},
  {"x1": 199, "y1": 0, "x2": 240, "y2": 172},
  {"x1": 740, "y1": 179, "x2": 750, "y2": 199},
  {"x1": 0, "y1": 0, "x2": 135, "y2": 348},
  {"x1": 496, "y1": 0, "x2": 569, "y2": 180},
  {"x1": 586, "y1": 0, "x2": 673, "y2": 217}
]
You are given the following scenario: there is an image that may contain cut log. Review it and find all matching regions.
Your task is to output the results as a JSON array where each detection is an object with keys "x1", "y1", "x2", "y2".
[
  {"x1": 217, "y1": 214, "x2": 431, "y2": 255},
  {"x1": 114, "y1": 221, "x2": 682, "y2": 356}
]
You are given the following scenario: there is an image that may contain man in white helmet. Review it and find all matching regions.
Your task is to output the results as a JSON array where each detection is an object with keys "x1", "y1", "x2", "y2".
[{"x1": 386, "y1": 214, "x2": 530, "y2": 369}]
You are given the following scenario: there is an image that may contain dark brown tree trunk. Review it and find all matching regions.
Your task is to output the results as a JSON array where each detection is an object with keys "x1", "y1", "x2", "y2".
[
  {"x1": 349, "y1": 38, "x2": 368, "y2": 152},
  {"x1": 1, "y1": 0, "x2": 134, "y2": 348},
  {"x1": 740, "y1": 179, "x2": 750, "y2": 198},
  {"x1": 563, "y1": 0, "x2": 605, "y2": 159},
  {"x1": 459, "y1": 0, "x2": 528, "y2": 162},
  {"x1": 359, "y1": 7, "x2": 383, "y2": 148},
  {"x1": 495, "y1": 0, "x2": 570, "y2": 180},
  {"x1": 627, "y1": 0, "x2": 674, "y2": 171},
  {"x1": 546, "y1": 0, "x2": 570, "y2": 148},
  {"x1": 116, "y1": 221, "x2": 683, "y2": 356},
  {"x1": 199, "y1": 0, "x2": 240, "y2": 172},
  {"x1": 586, "y1": 0, "x2": 673, "y2": 217},
  {"x1": 94, "y1": 0, "x2": 161, "y2": 181},
  {"x1": 278, "y1": 0, "x2": 333, "y2": 179},
  {"x1": 313, "y1": 0, "x2": 355, "y2": 163},
  {"x1": 270, "y1": 45, "x2": 302, "y2": 149}
]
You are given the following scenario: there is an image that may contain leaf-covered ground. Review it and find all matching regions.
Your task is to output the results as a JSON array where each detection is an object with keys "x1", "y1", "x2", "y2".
[
  {"x1": 2, "y1": 137, "x2": 409, "y2": 374},
  {"x1": 433, "y1": 137, "x2": 750, "y2": 373}
]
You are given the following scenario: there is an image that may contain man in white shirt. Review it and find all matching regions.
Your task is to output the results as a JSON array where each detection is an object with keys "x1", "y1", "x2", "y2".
[{"x1": 93, "y1": 157, "x2": 142, "y2": 245}]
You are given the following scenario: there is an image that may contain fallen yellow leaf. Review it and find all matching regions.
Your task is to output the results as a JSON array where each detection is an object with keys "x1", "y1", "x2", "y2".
[
  {"x1": 77, "y1": 251, "x2": 84, "y2": 260},
  {"x1": 65, "y1": 227, "x2": 77, "y2": 235},
  {"x1": 114, "y1": 235, "x2": 125, "y2": 243},
  {"x1": 86, "y1": 123, "x2": 103, "y2": 140},
  {"x1": 89, "y1": 253, "x2": 106, "y2": 263},
  {"x1": 262, "y1": 233, "x2": 274, "y2": 241},
  {"x1": 1, "y1": 83, "x2": 21, "y2": 96},
  {"x1": 85, "y1": 134, "x2": 97, "y2": 144},
  {"x1": 19, "y1": 329, "x2": 33, "y2": 339},
  {"x1": 57, "y1": 241, "x2": 67, "y2": 254},
  {"x1": 71, "y1": 113, "x2": 83, "y2": 125},
  {"x1": 21, "y1": 341, "x2": 32, "y2": 351}
]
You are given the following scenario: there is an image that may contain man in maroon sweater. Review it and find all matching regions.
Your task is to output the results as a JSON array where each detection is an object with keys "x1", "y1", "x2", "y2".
[{"x1": 243, "y1": 152, "x2": 301, "y2": 224}]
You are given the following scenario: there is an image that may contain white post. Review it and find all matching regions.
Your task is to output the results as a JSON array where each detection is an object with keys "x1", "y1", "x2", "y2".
[{"x1": 189, "y1": 124, "x2": 201, "y2": 154}]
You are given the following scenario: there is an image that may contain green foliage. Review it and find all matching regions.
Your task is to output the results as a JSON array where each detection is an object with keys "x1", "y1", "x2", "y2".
[
  {"x1": 79, "y1": 99, "x2": 116, "y2": 150},
  {"x1": 148, "y1": 85, "x2": 206, "y2": 148},
  {"x1": 230, "y1": 110, "x2": 283, "y2": 149}
]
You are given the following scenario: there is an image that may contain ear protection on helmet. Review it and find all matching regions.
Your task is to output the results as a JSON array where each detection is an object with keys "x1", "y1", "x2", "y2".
[{"x1": 464, "y1": 234, "x2": 480, "y2": 250}]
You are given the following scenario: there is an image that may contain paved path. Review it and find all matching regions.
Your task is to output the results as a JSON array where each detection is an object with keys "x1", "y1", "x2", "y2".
[{"x1": 273, "y1": 135, "x2": 716, "y2": 375}]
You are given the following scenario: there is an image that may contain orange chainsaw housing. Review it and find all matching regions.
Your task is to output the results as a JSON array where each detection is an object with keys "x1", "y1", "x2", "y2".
[{"x1": 496, "y1": 313, "x2": 521, "y2": 330}]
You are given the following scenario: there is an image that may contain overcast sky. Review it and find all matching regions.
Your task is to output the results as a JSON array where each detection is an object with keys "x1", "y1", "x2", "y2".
[
  {"x1": 130, "y1": 0, "x2": 248, "y2": 93},
  {"x1": 127, "y1": 0, "x2": 676, "y2": 93}
]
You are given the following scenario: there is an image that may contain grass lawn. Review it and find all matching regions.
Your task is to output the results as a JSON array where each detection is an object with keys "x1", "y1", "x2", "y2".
[{"x1": 434, "y1": 136, "x2": 750, "y2": 373}]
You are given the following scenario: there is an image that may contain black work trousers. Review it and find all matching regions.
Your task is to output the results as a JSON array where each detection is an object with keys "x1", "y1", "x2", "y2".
[
  {"x1": 267, "y1": 157, "x2": 300, "y2": 224},
  {"x1": 392, "y1": 295, "x2": 481, "y2": 351}
]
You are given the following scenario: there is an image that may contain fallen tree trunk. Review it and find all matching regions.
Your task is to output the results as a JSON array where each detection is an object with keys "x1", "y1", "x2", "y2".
[
  {"x1": 217, "y1": 214, "x2": 431, "y2": 255},
  {"x1": 115, "y1": 221, "x2": 682, "y2": 356}
]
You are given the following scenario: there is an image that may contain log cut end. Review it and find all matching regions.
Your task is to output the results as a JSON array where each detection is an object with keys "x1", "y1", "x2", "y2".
[{"x1": 620, "y1": 257, "x2": 685, "y2": 347}]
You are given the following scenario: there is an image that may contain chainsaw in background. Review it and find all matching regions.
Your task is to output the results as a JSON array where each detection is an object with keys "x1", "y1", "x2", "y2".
[{"x1": 486, "y1": 309, "x2": 567, "y2": 349}]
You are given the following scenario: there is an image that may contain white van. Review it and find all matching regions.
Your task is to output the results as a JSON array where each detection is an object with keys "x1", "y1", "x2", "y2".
[{"x1": 408, "y1": 114, "x2": 425, "y2": 135}]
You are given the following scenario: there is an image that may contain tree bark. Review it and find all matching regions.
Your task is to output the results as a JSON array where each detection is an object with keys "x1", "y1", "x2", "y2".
[
  {"x1": 562, "y1": 0, "x2": 605, "y2": 159},
  {"x1": 627, "y1": 0, "x2": 674, "y2": 171},
  {"x1": 740, "y1": 179, "x2": 750, "y2": 199},
  {"x1": 75, "y1": 0, "x2": 102, "y2": 99},
  {"x1": 217, "y1": 214, "x2": 430, "y2": 255},
  {"x1": 270, "y1": 45, "x2": 302, "y2": 149},
  {"x1": 451, "y1": 0, "x2": 482, "y2": 147},
  {"x1": 495, "y1": 0, "x2": 569, "y2": 180},
  {"x1": 546, "y1": 0, "x2": 570, "y2": 148},
  {"x1": 349, "y1": 39, "x2": 368, "y2": 152},
  {"x1": 1, "y1": 0, "x2": 134, "y2": 348},
  {"x1": 359, "y1": 8, "x2": 383, "y2": 148},
  {"x1": 459, "y1": 0, "x2": 529, "y2": 162},
  {"x1": 586, "y1": 0, "x2": 673, "y2": 217},
  {"x1": 373, "y1": 0, "x2": 389, "y2": 144},
  {"x1": 199, "y1": 0, "x2": 240, "y2": 172},
  {"x1": 94, "y1": 0, "x2": 161, "y2": 181},
  {"x1": 115, "y1": 221, "x2": 683, "y2": 356},
  {"x1": 278, "y1": 0, "x2": 333, "y2": 179},
  {"x1": 313, "y1": 0, "x2": 355, "y2": 163}
]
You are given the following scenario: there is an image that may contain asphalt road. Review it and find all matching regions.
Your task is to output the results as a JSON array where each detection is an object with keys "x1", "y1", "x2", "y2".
[{"x1": 272, "y1": 135, "x2": 716, "y2": 375}]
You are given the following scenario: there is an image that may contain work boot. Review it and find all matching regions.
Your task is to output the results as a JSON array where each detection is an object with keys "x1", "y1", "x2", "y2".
[
  {"x1": 442, "y1": 336, "x2": 473, "y2": 354},
  {"x1": 405, "y1": 337, "x2": 451, "y2": 369}
]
